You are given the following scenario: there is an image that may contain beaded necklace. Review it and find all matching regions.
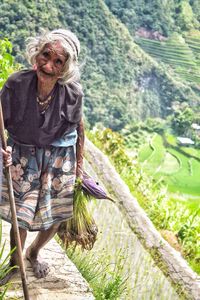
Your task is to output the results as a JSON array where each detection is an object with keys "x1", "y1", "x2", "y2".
[
  {"x1": 37, "y1": 84, "x2": 57, "y2": 114},
  {"x1": 36, "y1": 95, "x2": 52, "y2": 106}
]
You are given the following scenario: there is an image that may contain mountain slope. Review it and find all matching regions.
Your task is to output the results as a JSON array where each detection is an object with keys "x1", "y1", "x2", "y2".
[{"x1": 0, "y1": 0, "x2": 199, "y2": 130}]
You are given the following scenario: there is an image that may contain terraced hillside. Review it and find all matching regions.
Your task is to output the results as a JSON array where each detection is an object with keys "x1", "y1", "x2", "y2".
[
  {"x1": 135, "y1": 32, "x2": 200, "y2": 86},
  {"x1": 138, "y1": 133, "x2": 200, "y2": 196}
]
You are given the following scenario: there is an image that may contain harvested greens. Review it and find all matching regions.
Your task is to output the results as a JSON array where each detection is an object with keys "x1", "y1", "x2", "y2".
[
  {"x1": 58, "y1": 173, "x2": 114, "y2": 250},
  {"x1": 58, "y1": 178, "x2": 98, "y2": 250}
]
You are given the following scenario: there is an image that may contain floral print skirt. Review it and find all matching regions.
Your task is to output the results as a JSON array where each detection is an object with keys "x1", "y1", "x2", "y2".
[{"x1": 0, "y1": 140, "x2": 76, "y2": 231}]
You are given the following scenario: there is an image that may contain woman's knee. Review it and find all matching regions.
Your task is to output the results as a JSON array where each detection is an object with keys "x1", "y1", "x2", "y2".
[{"x1": 51, "y1": 222, "x2": 61, "y2": 231}]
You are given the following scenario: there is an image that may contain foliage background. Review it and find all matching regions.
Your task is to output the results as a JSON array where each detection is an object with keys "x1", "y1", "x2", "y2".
[{"x1": 0, "y1": 0, "x2": 200, "y2": 130}]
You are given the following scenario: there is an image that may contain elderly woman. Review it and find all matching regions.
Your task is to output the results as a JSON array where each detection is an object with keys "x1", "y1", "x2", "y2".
[{"x1": 0, "y1": 29, "x2": 84, "y2": 280}]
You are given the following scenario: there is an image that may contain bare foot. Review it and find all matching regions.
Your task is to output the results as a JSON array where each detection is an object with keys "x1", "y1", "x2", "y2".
[{"x1": 26, "y1": 247, "x2": 50, "y2": 279}]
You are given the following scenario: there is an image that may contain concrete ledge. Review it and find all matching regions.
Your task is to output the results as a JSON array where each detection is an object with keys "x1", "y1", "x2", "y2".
[
  {"x1": 85, "y1": 138, "x2": 200, "y2": 300},
  {"x1": 2, "y1": 221, "x2": 94, "y2": 300}
]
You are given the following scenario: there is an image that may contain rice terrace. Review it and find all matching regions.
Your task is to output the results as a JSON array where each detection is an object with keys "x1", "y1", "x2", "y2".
[{"x1": 138, "y1": 133, "x2": 200, "y2": 196}]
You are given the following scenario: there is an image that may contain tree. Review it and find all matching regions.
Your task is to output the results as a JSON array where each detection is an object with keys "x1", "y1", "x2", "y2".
[
  {"x1": 0, "y1": 39, "x2": 15, "y2": 88},
  {"x1": 175, "y1": 0, "x2": 195, "y2": 31},
  {"x1": 171, "y1": 107, "x2": 194, "y2": 135}
]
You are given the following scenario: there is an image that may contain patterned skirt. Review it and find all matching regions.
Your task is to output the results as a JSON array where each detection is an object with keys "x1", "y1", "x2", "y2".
[{"x1": 0, "y1": 140, "x2": 76, "y2": 231}]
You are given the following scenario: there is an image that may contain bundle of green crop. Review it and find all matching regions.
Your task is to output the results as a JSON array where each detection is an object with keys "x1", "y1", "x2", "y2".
[{"x1": 58, "y1": 174, "x2": 114, "y2": 250}]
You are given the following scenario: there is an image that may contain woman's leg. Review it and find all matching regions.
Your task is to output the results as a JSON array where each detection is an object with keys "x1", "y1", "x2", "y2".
[
  {"x1": 0, "y1": 226, "x2": 27, "y2": 285},
  {"x1": 10, "y1": 226, "x2": 27, "y2": 266},
  {"x1": 26, "y1": 222, "x2": 60, "y2": 278}
]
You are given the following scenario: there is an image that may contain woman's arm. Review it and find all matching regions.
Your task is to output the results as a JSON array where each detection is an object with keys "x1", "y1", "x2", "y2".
[{"x1": 76, "y1": 118, "x2": 85, "y2": 178}]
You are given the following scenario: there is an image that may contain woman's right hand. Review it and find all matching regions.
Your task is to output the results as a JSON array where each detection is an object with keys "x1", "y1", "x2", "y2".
[{"x1": 2, "y1": 146, "x2": 12, "y2": 167}]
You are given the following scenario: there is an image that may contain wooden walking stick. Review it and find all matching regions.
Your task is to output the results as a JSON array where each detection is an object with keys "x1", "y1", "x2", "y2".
[{"x1": 0, "y1": 101, "x2": 30, "y2": 300}]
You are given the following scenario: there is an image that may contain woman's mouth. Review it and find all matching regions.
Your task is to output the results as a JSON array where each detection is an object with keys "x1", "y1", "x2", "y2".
[{"x1": 40, "y1": 69, "x2": 55, "y2": 77}]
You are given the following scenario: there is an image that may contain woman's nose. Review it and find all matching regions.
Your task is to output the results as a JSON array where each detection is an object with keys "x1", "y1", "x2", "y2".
[{"x1": 44, "y1": 60, "x2": 54, "y2": 73}]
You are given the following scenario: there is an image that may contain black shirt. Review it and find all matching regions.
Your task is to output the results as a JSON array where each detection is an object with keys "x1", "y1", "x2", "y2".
[{"x1": 0, "y1": 70, "x2": 83, "y2": 147}]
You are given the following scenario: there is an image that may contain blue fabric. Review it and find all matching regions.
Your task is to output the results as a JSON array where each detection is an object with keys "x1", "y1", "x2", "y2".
[
  {"x1": 50, "y1": 130, "x2": 77, "y2": 147},
  {"x1": 0, "y1": 141, "x2": 76, "y2": 231}
]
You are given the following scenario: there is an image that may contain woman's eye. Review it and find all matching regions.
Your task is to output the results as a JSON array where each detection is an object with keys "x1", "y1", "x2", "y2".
[
  {"x1": 55, "y1": 59, "x2": 63, "y2": 65},
  {"x1": 42, "y1": 51, "x2": 49, "y2": 58}
]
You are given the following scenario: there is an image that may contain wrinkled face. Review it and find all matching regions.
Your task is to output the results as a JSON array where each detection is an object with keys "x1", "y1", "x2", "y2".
[{"x1": 35, "y1": 41, "x2": 67, "y2": 85}]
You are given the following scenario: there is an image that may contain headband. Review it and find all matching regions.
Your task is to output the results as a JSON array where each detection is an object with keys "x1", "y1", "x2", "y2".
[{"x1": 52, "y1": 32, "x2": 79, "y2": 59}]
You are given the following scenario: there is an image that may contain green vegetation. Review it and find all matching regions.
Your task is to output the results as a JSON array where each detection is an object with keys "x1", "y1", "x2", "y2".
[
  {"x1": 142, "y1": 134, "x2": 165, "y2": 170},
  {"x1": 58, "y1": 179, "x2": 97, "y2": 251},
  {"x1": 0, "y1": 222, "x2": 17, "y2": 298},
  {"x1": 88, "y1": 128, "x2": 200, "y2": 274},
  {"x1": 138, "y1": 132, "x2": 200, "y2": 195},
  {"x1": 135, "y1": 34, "x2": 200, "y2": 83},
  {"x1": 0, "y1": 39, "x2": 15, "y2": 88},
  {"x1": 66, "y1": 247, "x2": 128, "y2": 300},
  {"x1": 0, "y1": 40, "x2": 19, "y2": 299},
  {"x1": 171, "y1": 106, "x2": 194, "y2": 135},
  {"x1": 138, "y1": 143, "x2": 153, "y2": 163},
  {"x1": 158, "y1": 152, "x2": 180, "y2": 174},
  {"x1": 0, "y1": 0, "x2": 200, "y2": 131},
  {"x1": 105, "y1": 0, "x2": 200, "y2": 36}
]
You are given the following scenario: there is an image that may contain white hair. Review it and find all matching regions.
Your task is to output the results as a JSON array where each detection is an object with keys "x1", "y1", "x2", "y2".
[{"x1": 26, "y1": 29, "x2": 81, "y2": 87}]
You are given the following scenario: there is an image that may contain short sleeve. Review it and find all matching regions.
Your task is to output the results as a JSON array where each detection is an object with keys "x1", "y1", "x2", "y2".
[
  {"x1": 64, "y1": 82, "x2": 84, "y2": 124},
  {"x1": 0, "y1": 83, "x2": 13, "y2": 128}
]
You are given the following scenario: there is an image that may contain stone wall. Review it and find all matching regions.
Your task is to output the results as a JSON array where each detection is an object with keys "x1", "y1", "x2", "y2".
[{"x1": 85, "y1": 138, "x2": 200, "y2": 300}]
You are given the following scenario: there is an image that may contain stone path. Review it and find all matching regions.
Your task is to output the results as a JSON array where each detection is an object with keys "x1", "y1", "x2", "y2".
[{"x1": 1, "y1": 221, "x2": 94, "y2": 300}]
